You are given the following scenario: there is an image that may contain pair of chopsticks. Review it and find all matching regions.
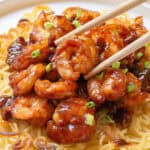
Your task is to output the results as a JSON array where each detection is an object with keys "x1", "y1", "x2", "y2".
[{"x1": 55, "y1": 0, "x2": 150, "y2": 80}]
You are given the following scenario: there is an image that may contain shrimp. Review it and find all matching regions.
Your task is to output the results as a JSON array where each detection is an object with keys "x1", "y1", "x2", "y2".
[
  {"x1": 47, "y1": 98, "x2": 95, "y2": 144},
  {"x1": 7, "y1": 37, "x2": 27, "y2": 65},
  {"x1": 85, "y1": 24, "x2": 137, "y2": 62},
  {"x1": 9, "y1": 64, "x2": 45, "y2": 96},
  {"x1": 63, "y1": 7, "x2": 100, "y2": 24},
  {"x1": 87, "y1": 69, "x2": 127, "y2": 104},
  {"x1": 120, "y1": 72, "x2": 148, "y2": 108},
  {"x1": 34, "y1": 80, "x2": 77, "y2": 100},
  {"x1": 54, "y1": 36, "x2": 99, "y2": 81},
  {"x1": 30, "y1": 11, "x2": 74, "y2": 43},
  {"x1": 10, "y1": 40, "x2": 51, "y2": 71},
  {"x1": 122, "y1": 92, "x2": 148, "y2": 109},
  {"x1": 126, "y1": 72, "x2": 141, "y2": 92},
  {"x1": 11, "y1": 95, "x2": 54, "y2": 126},
  {"x1": 45, "y1": 63, "x2": 60, "y2": 82}
]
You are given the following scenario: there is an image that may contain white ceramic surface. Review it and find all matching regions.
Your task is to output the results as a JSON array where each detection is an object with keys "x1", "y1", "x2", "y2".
[{"x1": 0, "y1": 0, "x2": 149, "y2": 34}]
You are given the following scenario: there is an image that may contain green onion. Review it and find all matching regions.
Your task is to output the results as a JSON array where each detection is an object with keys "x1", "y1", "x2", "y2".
[
  {"x1": 112, "y1": 61, "x2": 120, "y2": 69},
  {"x1": 144, "y1": 61, "x2": 150, "y2": 69},
  {"x1": 44, "y1": 21, "x2": 53, "y2": 30},
  {"x1": 127, "y1": 83, "x2": 136, "y2": 93},
  {"x1": 46, "y1": 63, "x2": 52, "y2": 73},
  {"x1": 85, "y1": 114, "x2": 95, "y2": 126},
  {"x1": 31, "y1": 49, "x2": 40, "y2": 58},
  {"x1": 144, "y1": 43, "x2": 150, "y2": 49},
  {"x1": 104, "y1": 115, "x2": 115, "y2": 124},
  {"x1": 112, "y1": 29, "x2": 119, "y2": 36},
  {"x1": 96, "y1": 71, "x2": 105, "y2": 79},
  {"x1": 72, "y1": 20, "x2": 81, "y2": 28},
  {"x1": 86, "y1": 101, "x2": 96, "y2": 108},
  {"x1": 136, "y1": 52, "x2": 143, "y2": 59},
  {"x1": 76, "y1": 8, "x2": 82, "y2": 19},
  {"x1": 122, "y1": 68, "x2": 128, "y2": 74}
]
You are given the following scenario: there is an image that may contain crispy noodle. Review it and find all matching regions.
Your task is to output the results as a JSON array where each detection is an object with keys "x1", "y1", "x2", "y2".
[{"x1": 0, "y1": 5, "x2": 150, "y2": 150}]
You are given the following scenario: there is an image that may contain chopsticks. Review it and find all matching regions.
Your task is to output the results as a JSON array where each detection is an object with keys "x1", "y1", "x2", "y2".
[
  {"x1": 55, "y1": 0, "x2": 147, "y2": 45},
  {"x1": 84, "y1": 32, "x2": 150, "y2": 79}
]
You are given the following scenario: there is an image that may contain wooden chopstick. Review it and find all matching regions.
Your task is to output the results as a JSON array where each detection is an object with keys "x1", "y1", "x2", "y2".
[
  {"x1": 84, "y1": 32, "x2": 150, "y2": 80},
  {"x1": 55, "y1": 0, "x2": 147, "y2": 45}
]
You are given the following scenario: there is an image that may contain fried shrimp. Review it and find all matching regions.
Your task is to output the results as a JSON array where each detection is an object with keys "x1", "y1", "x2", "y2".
[
  {"x1": 11, "y1": 95, "x2": 53, "y2": 126},
  {"x1": 30, "y1": 11, "x2": 74, "y2": 43},
  {"x1": 54, "y1": 36, "x2": 99, "y2": 81},
  {"x1": 34, "y1": 80, "x2": 77, "y2": 100},
  {"x1": 47, "y1": 98, "x2": 95, "y2": 144},
  {"x1": 120, "y1": 72, "x2": 148, "y2": 108},
  {"x1": 7, "y1": 37, "x2": 27, "y2": 65},
  {"x1": 86, "y1": 24, "x2": 137, "y2": 62},
  {"x1": 11, "y1": 40, "x2": 51, "y2": 71},
  {"x1": 87, "y1": 69, "x2": 127, "y2": 104},
  {"x1": 63, "y1": 7, "x2": 100, "y2": 24},
  {"x1": 9, "y1": 64, "x2": 46, "y2": 96}
]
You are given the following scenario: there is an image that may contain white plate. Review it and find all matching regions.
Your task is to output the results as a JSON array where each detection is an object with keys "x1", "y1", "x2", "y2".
[{"x1": 0, "y1": 0, "x2": 150, "y2": 34}]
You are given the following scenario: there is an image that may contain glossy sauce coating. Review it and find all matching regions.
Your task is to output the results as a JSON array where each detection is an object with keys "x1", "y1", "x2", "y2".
[
  {"x1": 121, "y1": 72, "x2": 147, "y2": 108},
  {"x1": 63, "y1": 7, "x2": 100, "y2": 24},
  {"x1": 11, "y1": 40, "x2": 51, "y2": 71},
  {"x1": 54, "y1": 36, "x2": 99, "y2": 81},
  {"x1": 30, "y1": 11, "x2": 74, "y2": 43},
  {"x1": 47, "y1": 98, "x2": 95, "y2": 144},
  {"x1": 7, "y1": 37, "x2": 27, "y2": 65},
  {"x1": 87, "y1": 69, "x2": 127, "y2": 104},
  {"x1": 11, "y1": 95, "x2": 53, "y2": 127},
  {"x1": 34, "y1": 80, "x2": 77, "y2": 100},
  {"x1": 9, "y1": 64, "x2": 45, "y2": 96},
  {"x1": 86, "y1": 24, "x2": 137, "y2": 62}
]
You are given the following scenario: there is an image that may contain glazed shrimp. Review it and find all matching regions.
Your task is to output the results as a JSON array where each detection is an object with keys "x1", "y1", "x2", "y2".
[
  {"x1": 85, "y1": 24, "x2": 137, "y2": 62},
  {"x1": 30, "y1": 11, "x2": 74, "y2": 43},
  {"x1": 54, "y1": 36, "x2": 99, "y2": 81},
  {"x1": 7, "y1": 37, "x2": 27, "y2": 65},
  {"x1": 9, "y1": 63, "x2": 45, "y2": 96},
  {"x1": 87, "y1": 69, "x2": 127, "y2": 104},
  {"x1": 63, "y1": 7, "x2": 100, "y2": 24},
  {"x1": 121, "y1": 72, "x2": 148, "y2": 108},
  {"x1": 34, "y1": 80, "x2": 77, "y2": 100},
  {"x1": 11, "y1": 95, "x2": 54, "y2": 127},
  {"x1": 11, "y1": 40, "x2": 51, "y2": 71},
  {"x1": 47, "y1": 98, "x2": 95, "y2": 144}
]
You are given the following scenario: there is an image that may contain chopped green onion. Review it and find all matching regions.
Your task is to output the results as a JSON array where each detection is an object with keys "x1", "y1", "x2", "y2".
[
  {"x1": 85, "y1": 114, "x2": 94, "y2": 126},
  {"x1": 96, "y1": 71, "x2": 105, "y2": 79},
  {"x1": 44, "y1": 21, "x2": 53, "y2": 30},
  {"x1": 136, "y1": 52, "x2": 143, "y2": 59},
  {"x1": 144, "y1": 61, "x2": 150, "y2": 69},
  {"x1": 72, "y1": 20, "x2": 81, "y2": 28},
  {"x1": 112, "y1": 61, "x2": 120, "y2": 69},
  {"x1": 127, "y1": 83, "x2": 136, "y2": 93},
  {"x1": 31, "y1": 49, "x2": 40, "y2": 58},
  {"x1": 122, "y1": 68, "x2": 128, "y2": 74},
  {"x1": 104, "y1": 115, "x2": 115, "y2": 124},
  {"x1": 46, "y1": 63, "x2": 52, "y2": 73},
  {"x1": 86, "y1": 101, "x2": 96, "y2": 108},
  {"x1": 76, "y1": 8, "x2": 82, "y2": 19},
  {"x1": 144, "y1": 43, "x2": 150, "y2": 49},
  {"x1": 112, "y1": 29, "x2": 119, "y2": 36}
]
